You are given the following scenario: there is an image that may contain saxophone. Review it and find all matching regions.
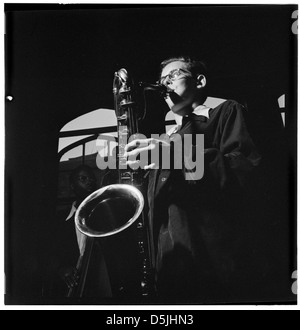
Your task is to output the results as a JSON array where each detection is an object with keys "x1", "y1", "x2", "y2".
[
  {"x1": 73, "y1": 69, "x2": 158, "y2": 298},
  {"x1": 113, "y1": 68, "x2": 155, "y2": 297}
]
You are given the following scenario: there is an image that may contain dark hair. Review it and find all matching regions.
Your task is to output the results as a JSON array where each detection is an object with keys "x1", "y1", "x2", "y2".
[
  {"x1": 69, "y1": 164, "x2": 96, "y2": 185},
  {"x1": 160, "y1": 56, "x2": 208, "y2": 79}
]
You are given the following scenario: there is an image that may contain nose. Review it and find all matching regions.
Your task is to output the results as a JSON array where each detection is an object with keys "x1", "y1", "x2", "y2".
[{"x1": 163, "y1": 79, "x2": 173, "y2": 89}]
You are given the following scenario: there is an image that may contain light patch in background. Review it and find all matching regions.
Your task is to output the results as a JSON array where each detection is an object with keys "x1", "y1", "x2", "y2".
[
  {"x1": 58, "y1": 109, "x2": 117, "y2": 161},
  {"x1": 60, "y1": 108, "x2": 117, "y2": 132},
  {"x1": 96, "y1": 133, "x2": 118, "y2": 158},
  {"x1": 278, "y1": 94, "x2": 286, "y2": 127}
]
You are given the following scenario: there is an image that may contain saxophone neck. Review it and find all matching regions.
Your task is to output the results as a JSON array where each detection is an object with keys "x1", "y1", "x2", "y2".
[{"x1": 139, "y1": 82, "x2": 172, "y2": 97}]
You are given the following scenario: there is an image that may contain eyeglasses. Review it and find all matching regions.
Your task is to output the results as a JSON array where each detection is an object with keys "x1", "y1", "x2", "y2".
[
  {"x1": 159, "y1": 68, "x2": 192, "y2": 86},
  {"x1": 77, "y1": 175, "x2": 95, "y2": 183}
]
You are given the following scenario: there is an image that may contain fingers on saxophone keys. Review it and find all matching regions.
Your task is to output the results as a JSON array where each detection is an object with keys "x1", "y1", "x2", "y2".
[
  {"x1": 125, "y1": 139, "x2": 152, "y2": 152},
  {"x1": 124, "y1": 145, "x2": 152, "y2": 158},
  {"x1": 144, "y1": 163, "x2": 156, "y2": 170},
  {"x1": 126, "y1": 160, "x2": 140, "y2": 168},
  {"x1": 125, "y1": 139, "x2": 142, "y2": 152}
]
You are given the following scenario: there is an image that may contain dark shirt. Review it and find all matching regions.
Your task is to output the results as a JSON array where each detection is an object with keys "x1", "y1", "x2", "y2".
[{"x1": 147, "y1": 100, "x2": 261, "y2": 303}]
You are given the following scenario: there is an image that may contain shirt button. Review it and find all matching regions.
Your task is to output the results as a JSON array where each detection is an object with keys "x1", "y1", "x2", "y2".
[{"x1": 161, "y1": 177, "x2": 167, "y2": 182}]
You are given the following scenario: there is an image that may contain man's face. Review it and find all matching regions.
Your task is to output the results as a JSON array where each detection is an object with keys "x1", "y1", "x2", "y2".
[
  {"x1": 160, "y1": 61, "x2": 198, "y2": 114},
  {"x1": 72, "y1": 170, "x2": 97, "y2": 200}
]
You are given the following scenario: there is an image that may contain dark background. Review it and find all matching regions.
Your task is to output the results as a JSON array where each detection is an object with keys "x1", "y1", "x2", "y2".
[{"x1": 5, "y1": 4, "x2": 297, "y2": 304}]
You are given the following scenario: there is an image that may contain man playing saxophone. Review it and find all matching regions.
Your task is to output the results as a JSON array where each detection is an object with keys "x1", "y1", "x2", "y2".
[{"x1": 124, "y1": 56, "x2": 261, "y2": 302}]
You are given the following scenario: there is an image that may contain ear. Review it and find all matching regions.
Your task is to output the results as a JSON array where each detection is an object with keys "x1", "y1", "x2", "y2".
[{"x1": 196, "y1": 75, "x2": 207, "y2": 89}]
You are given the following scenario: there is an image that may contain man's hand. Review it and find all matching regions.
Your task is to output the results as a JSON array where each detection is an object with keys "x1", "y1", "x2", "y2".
[
  {"x1": 58, "y1": 266, "x2": 79, "y2": 289},
  {"x1": 124, "y1": 138, "x2": 171, "y2": 170}
]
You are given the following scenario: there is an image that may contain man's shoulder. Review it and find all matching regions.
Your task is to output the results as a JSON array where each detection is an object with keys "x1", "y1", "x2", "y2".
[
  {"x1": 211, "y1": 99, "x2": 246, "y2": 118},
  {"x1": 213, "y1": 99, "x2": 243, "y2": 110}
]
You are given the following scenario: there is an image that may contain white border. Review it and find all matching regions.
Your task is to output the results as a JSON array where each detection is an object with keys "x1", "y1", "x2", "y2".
[{"x1": 1, "y1": 0, "x2": 298, "y2": 311}]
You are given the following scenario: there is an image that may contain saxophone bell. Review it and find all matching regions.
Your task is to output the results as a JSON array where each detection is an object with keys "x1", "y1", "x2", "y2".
[
  {"x1": 75, "y1": 184, "x2": 144, "y2": 238},
  {"x1": 71, "y1": 68, "x2": 155, "y2": 298}
]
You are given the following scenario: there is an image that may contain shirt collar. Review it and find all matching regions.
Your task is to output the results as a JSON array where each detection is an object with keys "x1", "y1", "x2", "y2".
[
  {"x1": 66, "y1": 202, "x2": 77, "y2": 221},
  {"x1": 192, "y1": 104, "x2": 211, "y2": 119},
  {"x1": 167, "y1": 125, "x2": 179, "y2": 136}
]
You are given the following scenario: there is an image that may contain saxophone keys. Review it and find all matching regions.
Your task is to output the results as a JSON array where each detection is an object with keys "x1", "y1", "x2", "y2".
[
  {"x1": 117, "y1": 114, "x2": 128, "y2": 122},
  {"x1": 120, "y1": 100, "x2": 135, "y2": 108}
]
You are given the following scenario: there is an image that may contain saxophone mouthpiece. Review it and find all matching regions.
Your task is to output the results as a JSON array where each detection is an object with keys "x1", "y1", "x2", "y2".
[{"x1": 139, "y1": 82, "x2": 172, "y2": 97}]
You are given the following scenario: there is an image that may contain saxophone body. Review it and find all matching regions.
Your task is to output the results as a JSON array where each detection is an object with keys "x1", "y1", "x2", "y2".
[
  {"x1": 113, "y1": 68, "x2": 155, "y2": 297},
  {"x1": 72, "y1": 69, "x2": 155, "y2": 298}
]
